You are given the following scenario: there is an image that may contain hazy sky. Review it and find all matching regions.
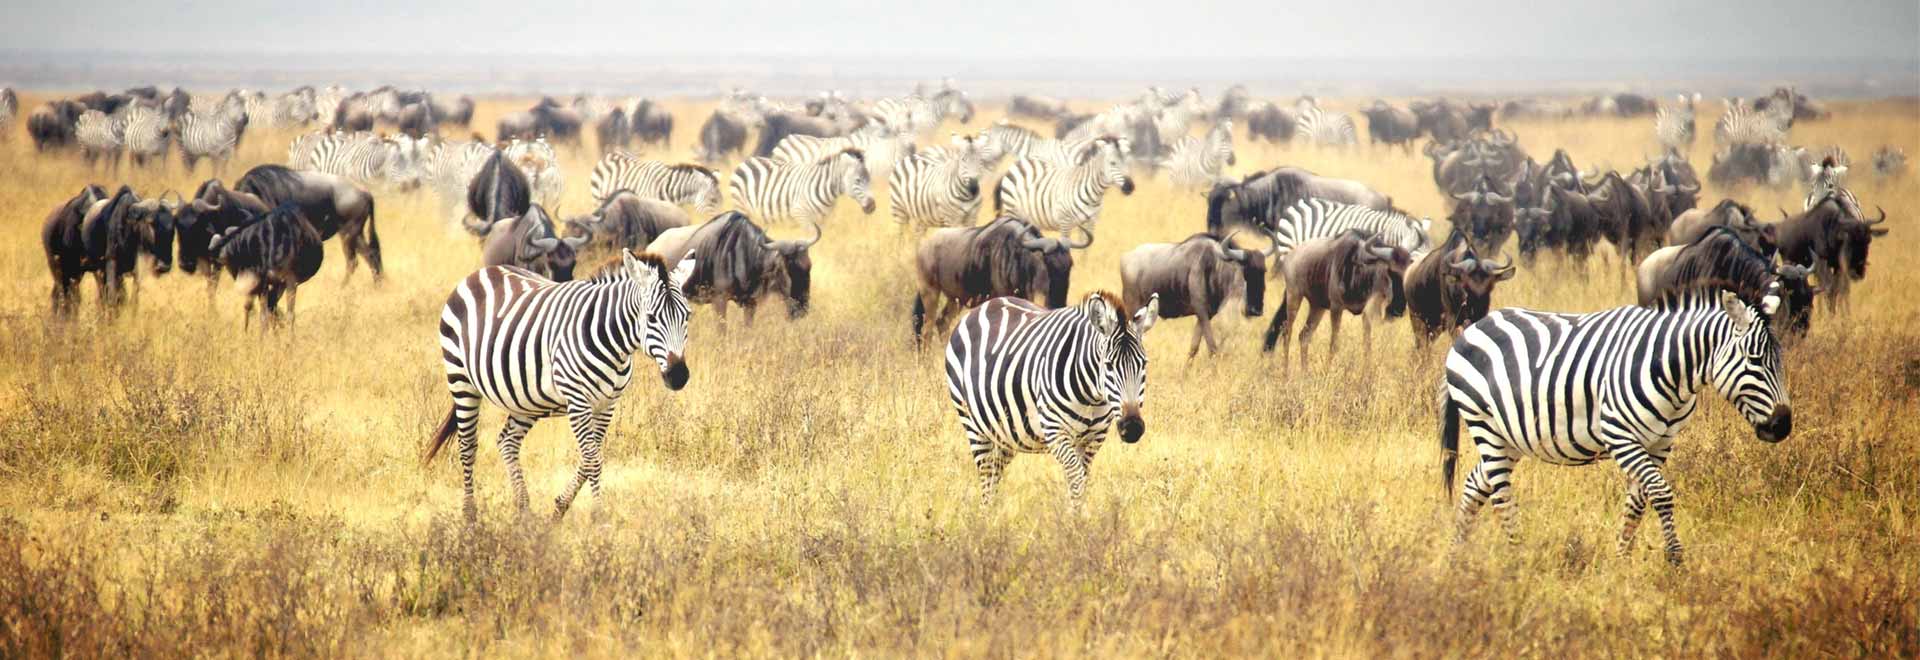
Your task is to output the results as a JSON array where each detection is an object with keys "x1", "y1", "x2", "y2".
[{"x1": 6, "y1": 0, "x2": 1918, "y2": 62}]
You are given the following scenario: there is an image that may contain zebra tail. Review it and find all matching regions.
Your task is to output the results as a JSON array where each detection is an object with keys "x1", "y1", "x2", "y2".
[
  {"x1": 423, "y1": 404, "x2": 456, "y2": 467},
  {"x1": 1440, "y1": 392, "x2": 1460, "y2": 499}
]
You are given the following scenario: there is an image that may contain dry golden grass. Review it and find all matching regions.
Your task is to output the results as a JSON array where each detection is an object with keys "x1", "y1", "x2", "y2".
[{"x1": 0, "y1": 94, "x2": 1915, "y2": 657}]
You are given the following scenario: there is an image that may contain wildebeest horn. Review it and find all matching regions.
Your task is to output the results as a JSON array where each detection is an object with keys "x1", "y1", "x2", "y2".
[
  {"x1": 1864, "y1": 206, "x2": 1886, "y2": 225},
  {"x1": 528, "y1": 236, "x2": 558, "y2": 254},
  {"x1": 1368, "y1": 245, "x2": 1396, "y2": 261},
  {"x1": 1775, "y1": 264, "x2": 1811, "y2": 278},
  {"x1": 562, "y1": 235, "x2": 589, "y2": 249},
  {"x1": 1449, "y1": 255, "x2": 1477, "y2": 271},
  {"x1": 1453, "y1": 192, "x2": 1481, "y2": 203},
  {"x1": 158, "y1": 190, "x2": 183, "y2": 209},
  {"x1": 1220, "y1": 230, "x2": 1247, "y2": 261},
  {"x1": 803, "y1": 219, "x2": 823, "y2": 247},
  {"x1": 1484, "y1": 192, "x2": 1511, "y2": 204},
  {"x1": 1066, "y1": 225, "x2": 1094, "y2": 250},
  {"x1": 1679, "y1": 183, "x2": 1699, "y2": 193},
  {"x1": 1487, "y1": 252, "x2": 1515, "y2": 274}
]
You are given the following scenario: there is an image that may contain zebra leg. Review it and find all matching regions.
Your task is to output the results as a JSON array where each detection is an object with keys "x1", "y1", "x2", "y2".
[
  {"x1": 1454, "y1": 460, "x2": 1494, "y2": 544},
  {"x1": 1618, "y1": 477, "x2": 1649, "y2": 557},
  {"x1": 495, "y1": 415, "x2": 537, "y2": 515},
  {"x1": 553, "y1": 404, "x2": 613, "y2": 523},
  {"x1": 1046, "y1": 436, "x2": 1090, "y2": 510},
  {"x1": 971, "y1": 440, "x2": 1010, "y2": 506},
  {"x1": 1484, "y1": 454, "x2": 1522, "y2": 546},
  {"x1": 1612, "y1": 445, "x2": 1683, "y2": 564},
  {"x1": 451, "y1": 395, "x2": 483, "y2": 522}
]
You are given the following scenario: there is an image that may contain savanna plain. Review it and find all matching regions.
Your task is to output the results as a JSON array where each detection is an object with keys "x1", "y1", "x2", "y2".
[{"x1": 0, "y1": 94, "x2": 1916, "y2": 657}]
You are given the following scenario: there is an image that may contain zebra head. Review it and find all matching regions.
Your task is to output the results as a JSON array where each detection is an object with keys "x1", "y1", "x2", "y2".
[
  {"x1": 624, "y1": 249, "x2": 697, "y2": 391},
  {"x1": 1710, "y1": 287, "x2": 1792, "y2": 443},
  {"x1": 830, "y1": 148, "x2": 877, "y2": 214},
  {"x1": 1086, "y1": 137, "x2": 1135, "y2": 195},
  {"x1": 948, "y1": 133, "x2": 986, "y2": 199},
  {"x1": 1210, "y1": 119, "x2": 1236, "y2": 167},
  {"x1": 1082, "y1": 292, "x2": 1158, "y2": 443}
]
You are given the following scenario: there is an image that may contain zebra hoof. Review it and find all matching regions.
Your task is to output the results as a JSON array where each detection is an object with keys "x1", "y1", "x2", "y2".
[{"x1": 1664, "y1": 550, "x2": 1685, "y2": 566}]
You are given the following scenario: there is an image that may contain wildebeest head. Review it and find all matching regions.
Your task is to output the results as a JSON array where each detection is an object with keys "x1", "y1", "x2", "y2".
[
  {"x1": 1773, "y1": 268, "x2": 1820, "y2": 340},
  {"x1": 1018, "y1": 224, "x2": 1092, "y2": 308},
  {"x1": 1706, "y1": 287, "x2": 1792, "y2": 442},
  {"x1": 177, "y1": 179, "x2": 270, "y2": 275},
  {"x1": 1216, "y1": 229, "x2": 1275, "y2": 316},
  {"x1": 518, "y1": 206, "x2": 590, "y2": 281},
  {"x1": 1841, "y1": 205, "x2": 1889, "y2": 279},
  {"x1": 127, "y1": 191, "x2": 182, "y2": 276},
  {"x1": 1444, "y1": 248, "x2": 1516, "y2": 322},
  {"x1": 764, "y1": 219, "x2": 823, "y2": 318},
  {"x1": 1451, "y1": 175, "x2": 1515, "y2": 253},
  {"x1": 1080, "y1": 291, "x2": 1158, "y2": 443}
]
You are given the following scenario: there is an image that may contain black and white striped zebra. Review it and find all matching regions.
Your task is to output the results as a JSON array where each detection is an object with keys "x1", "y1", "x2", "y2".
[
  {"x1": 588, "y1": 151, "x2": 722, "y2": 212},
  {"x1": 1164, "y1": 119, "x2": 1235, "y2": 188},
  {"x1": 873, "y1": 87, "x2": 973, "y2": 135},
  {"x1": 424, "y1": 250, "x2": 697, "y2": 521},
  {"x1": 175, "y1": 109, "x2": 245, "y2": 174},
  {"x1": 423, "y1": 138, "x2": 499, "y2": 226},
  {"x1": 1713, "y1": 99, "x2": 1790, "y2": 146},
  {"x1": 728, "y1": 148, "x2": 877, "y2": 225},
  {"x1": 1653, "y1": 93, "x2": 1700, "y2": 150},
  {"x1": 298, "y1": 131, "x2": 409, "y2": 189},
  {"x1": 888, "y1": 133, "x2": 989, "y2": 228},
  {"x1": 74, "y1": 110, "x2": 125, "y2": 169},
  {"x1": 1293, "y1": 99, "x2": 1357, "y2": 147},
  {"x1": 944, "y1": 292, "x2": 1159, "y2": 506},
  {"x1": 992, "y1": 136, "x2": 1134, "y2": 236},
  {"x1": 1272, "y1": 198, "x2": 1434, "y2": 259},
  {"x1": 1804, "y1": 154, "x2": 1862, "y2": 219},
  {"x1": 1440, "y1": 284, "x2": 1792, "y2": 564},
  {"x1": 120, "y1": 105, "x2": 172, "y2": 168},
  {"x1": 770, "y1": 124, "x2": 915, "y2": 187},
  {"x1": 505, "y1": 137, "x2": 564, "y2": 209}
]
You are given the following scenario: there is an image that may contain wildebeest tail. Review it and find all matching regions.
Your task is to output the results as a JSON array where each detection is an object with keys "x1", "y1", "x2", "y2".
[
  {"x1": 912, "y1": 295, "x2": 927, "y2": 343},
  {"x1": 1261, "y1": 298, "x2": 1289, "y2": 352},
  {"x1": 1440, "y1": 389, "x2": 1460, "y2": 498},
  {"x1": 364, "y1": 197, "x2": 384, "y2": 277},
  {"x1": 423, "y1": 404, "x2": 456, "y2": 467}
]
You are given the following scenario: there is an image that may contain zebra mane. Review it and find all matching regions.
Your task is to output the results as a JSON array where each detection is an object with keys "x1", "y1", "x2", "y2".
[
  {"x1": 820, "y1": 147, "x2": 865, "y2": 165},
  {"x1": 671, "y1": 163, "x2": 720, "y2": 184},
  {"x1": 1082, "y1": 290, "x2": 1126, "y2": 317},
  {"x1": 588, "y1": 250, "x2": 671, "y2": 283},
  {"x1": 1652, "y1": 285, "x2": 1747, "y2": 316}
]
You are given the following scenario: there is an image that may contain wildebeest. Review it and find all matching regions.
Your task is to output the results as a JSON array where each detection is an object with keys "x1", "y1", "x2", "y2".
[
  {"x1": 496, "y1": 98, "x2": 584, "y2": 145},
  {"x1": 565, "y1": 191, "x2": 690, "y2": 254},
  {"x1": 175, "y1": 178, "x2": 273, "y2": 290},
  {"x1": 1243, "y1": 102, "x2": 1297, "y2": 143},
  {"x1": 396, "y1": 102, "x2": 437, "y2": 138},
  {"x1": 911, "y1": 217, "x2": 1090, "y2": 343},
  {"x1": 1403, "y1": 230, "x2": 1515, "y2": 350},
  {"x1": 41, "y1": 185, "x2": 178, "y2": 314},
  {"x1": 1009, "y1": 94, "x2": 1070, "y2": 120},
  {"x1": 1872, "y1": 146, "x2": 1907, "y2": 179},
  {"x1": 1410, "y1": 100, "x2": 1469, "y2": 144},
  {"x1": 1205, "y1": 167, "x2": 1392, "y2": 235},
  {"x1": 481, "y1": 205, "x2": 589, "y2": 281},
  {"x1": 464, "y1": 150, "x2": 532, "y2": 233},
  {"x1": 210, "y1": 202, "x2": 325, "y2": 330},
  {"x1": 1587, "y1": 170, "x2": 1661, "y2": 265},
  {"x1": 1449, "y1": 174, "x2": 1516, "y2": 255},
  {"x1": 628, "y1": 99, "x2": 674, "y2": 148},
  {"x1": 1361, "y1": 101, "x2": 1421, "y2": 150},
  {"x1": 645, "y1": 211, "x2": 819, "y2": 324},
  {"x1": 695, "y1": 109, "x2": 752, "y2": 164},
  {"x1": 751, "y1": 111, "x2": 856, "y2": 158},
  {"x1": 234, "y1": 164, "x2": 383, "y2": 279},
  {"x1": 1120, "y1": 231, "x2": 1274, "y2": 358},
  {"x1": 1636, "y1": 226, "x2": 1816, "y2": 339},
  {"x1": 595, "y1": 107, "x2": 631, "y2": 152},
  {"x1": 1709, "y1": 142, "x2": 1801, "y2": 188},
  {"x1": 1262, "y1": 229, "x2": 1410, "y2": 368},
  {"x1": 1775, "y1": 196, "x2": 1888, "y2": 312},
  {"x1": 28, "y1": 100, "x2": 86, "y2": 151},
  {"x1": 1667, "y1": 199, "x2": 1770, "y2": 251},
  {"x1": 432, "y1": 95, "x2": 475, "y2": 128}
]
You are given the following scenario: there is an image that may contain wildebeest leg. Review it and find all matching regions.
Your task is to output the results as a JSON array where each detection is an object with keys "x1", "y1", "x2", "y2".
[
  {"x1": 1261, "y1": 293, "x2": 1295, "y2": 359},
  {"x1": 1297, "y1": 307, "x2": 1327, "y2": 371},
  {"x1": 1327, "y1": 309, "x2": 1345, "y2": 362},
  {"x1": 285, "y1": 278, "x2": 300, "y2": 334},
  {"x1": 1195, "y1": 309, "x2": 1220, "y2": 357},
  {"x1": 742, "y1": 301, "x2": 758, "y2": 327},
  {"x1": 339, "y1": 234, "x2": 361, "y2": 281},
  {"x1": 243, "y1": 292, "x2": 257, "y2": 332},
  {"x1": 712, "y1": 298, "x2": 730, "y2": 331}
]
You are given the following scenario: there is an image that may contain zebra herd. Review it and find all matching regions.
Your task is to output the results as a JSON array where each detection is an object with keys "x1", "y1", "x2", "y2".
[{"x1": 15, "y1": 81, "x2": 1889, "y2": 567}]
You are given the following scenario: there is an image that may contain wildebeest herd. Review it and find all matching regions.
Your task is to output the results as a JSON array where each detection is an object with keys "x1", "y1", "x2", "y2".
[{"x1": 22, "y1": 80, "x2": 1904, "y2": 564}]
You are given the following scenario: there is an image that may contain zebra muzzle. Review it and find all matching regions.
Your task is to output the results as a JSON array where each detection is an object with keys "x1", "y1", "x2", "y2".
[
  {"x1": 1756, "y1": 405, "x2": 1792, "y2": 443},
  {"x1": 1118, "y1": 412, "x2": 1145, "y2": 444},
  {"x1": 662, "y1": 356, "x2": 690, "y2": 391}
]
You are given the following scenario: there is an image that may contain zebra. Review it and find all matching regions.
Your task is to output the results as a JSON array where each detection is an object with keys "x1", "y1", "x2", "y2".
[
  {"x1": 0, "y1": 87, "x2": 16, "y2": 141},
  {"x1": 74, "y1": 110, "x2": 125, "y2": 169},
  {"x1": 1164, "y1": 119, "x2": 1235, "y2": 189},
  {"x1": 981, "y1": 121, "x2": 1045, "y2": 163},
  {"x1": 424, "y1": 249, "x2": 697, "y2": 522},
  {"x1": 1804, "y1": 155, "x2": 1862, "y2": 219},
  {"x1": 1714, "y1": 99, "x2": 1790, "y2": 146},
  {"x1": 770, "y1": 123, "x2": 915, "y2": 187},
  {"x1": 1273, "y1": 198, "x2": 1434, "y2": 260},
  {"x1": 588, "y1": 152, "x2": 723, "y2": 212},
  {"x1": 1654, "y1": 93, "x2": 1700, "y2": 151},
  {"x1": 176, "y1": 110, "x2": 244, "y2": 174},
  {"x1": 121, "y1": 105, "x2": 172, "y2": 169},
  {"x1": 873, "y1": 87, "x2": 973, "y2": 135},
  {"x1": 992, "y1": 136, "x2": 1134, "y2": 237},
  {"x1": 728, "y1": 147, "x2": 877, "y2": 225},
  {"x1": 300, "y1": 131, "x2": 399, "y2": 188},
  {"x1": 888, "y1": 133, "x2": 989, "y2": 229},
  {"x1": 1440, "y1": 284, "x2": 1792, "y2": 565},
  {"x1": 422, "y1": 137, "x2": 500, "y2": 227},
  {"x1": 1293, "y1": 99, "x2": 1358, "y2": 147},
  {"x1": 505, "y1": 137, "x2": 565, "y2": 209},
  {"x1": 944, "y1": 291, "x2": 1160, "y2": 506}
]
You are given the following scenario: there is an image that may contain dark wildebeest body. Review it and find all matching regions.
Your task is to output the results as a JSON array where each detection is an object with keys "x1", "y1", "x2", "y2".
[
  {"x1": 42, "y1": 186, "x2": 177, "y2": 314},
  {"x1": 595, "y1": 108, "x2": 631, "y2": 152},
  {"x1": 397, "y1": 102, "x2": 437, "y2": 138},
  {"x1": 1262, "y1": 230, "x2": 1410, "y2": 368},
  {"x1": 1774, "y1": 196, "x2": 1888, "y2": 313},
  {"x1": 235, "y1": 165, "x2": 383, "y2": 279},
  {"x1": 1120, "y1": 231, "x2": 1273, "y2": 358},
  {"x1": 566, "y1": 191, "x2": 691, "y2": 254},
  {"x1": 646, "y1": 211, "x2": 818, "y2": 325},
  {"x1": 911, "y1": 217, "x2": 1088, "y2": 343},
  {"x1": 464, "y1": 150, "x2": 533, "y2": 234},
  {"x1": 1636, "y1": 226, "x2": 1815, "y2": 339},
  {"x1": 175, "y1": 179, "x2": 274, "y2": 297},
  {"x1": 696, "y1": 110, "x2": 750, "y2": 164},
  {"x1": 29, "y1": 100, "x2": 86, "y2": 151},
  {"x1": 1244, "y1": 103, "x2": 1296, "y2": 143},
  {"x1": 1009, "y1": 95, "x2": 1070, "y2": 120},
  {"x1": 1587, "y1": 171, "x2": 1661, "y2": 266},
  {"x1": 1449, "y1": 174, "x2": 1516, "y2": 255},
  {"x1": 1666, "y1": 199, "x2": 1770, "y2": 252},
  {"x1": 211, "y1": 202, "x2": 325, "y2": 330},
  {"x1": 480, "y1": 205, "x2": 588, "y2": 281},
  {"x1": 751, "y1": 112, "x2": 850, "y2": 158},
  {"x1": 1403, "y1": 230, "x2": 1515, "y2": 350},
  {"x1": 1361, "y1": 101, "x2": 1421, "y2": 150},
  {"x1": 629, "y1": 100, "x2": 673, "y2": 148},
  {"x1": 1205, "y1": 167, "x2": 1392, "y2": 234},
  {"x1": 1412, "y1": 101, "x2": 1470, "y2": 145}
]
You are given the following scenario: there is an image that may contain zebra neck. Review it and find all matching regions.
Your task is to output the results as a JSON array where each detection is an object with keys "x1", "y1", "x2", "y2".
[{"x1": 598, "y1": 280, "x2": 651, "y2": 358}]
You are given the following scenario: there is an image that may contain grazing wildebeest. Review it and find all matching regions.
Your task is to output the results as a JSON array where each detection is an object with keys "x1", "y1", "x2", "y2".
[
  {"x1": 1403, "y1": 230, "x2": 1515, "y2": 350},
  {"x1": 464, "y1": 150, "x2": 533, "y2": 233},
  {"x1": 1587, "y1": 170, "x2": 1660, "y2": 265},
  {"x1": 1774, "y1": 196, "x2": 1888, "y2": 312},
  {"x1": 645, "y1": 211, "x2": 819, "y2": 325},
  {"x1": 1205, "y1": 167, "x2": 1392, "y2": 234},
  {"x1": 1243, "y1": 102, "x2": 1297, "y2": 143},
  {"x1": 911, "y1": 217, "x2": 1090, "y2": 343},
  {"x1": 1361, "y1": 101, "x2": 1421, "y2": 150},
  {"x1": 565, "y1": 191, "x2": 690, "y2": 254},
  {"x1": 1449, "y1": 174, "x2": 1516, "y2": 255},
  {"x1": 1009, "y1": 94, "x2": 1070, "y2": 120},
  {"x1": 1262, "y1": 229, "x2": 1410, "y2": 368},
  {"x1": 234, "y1": 164, "x2": 383, "y2": 279},
  {"x1": 1666, "y1": 199, "x2": 1770, "y2": 251},
  {"x1": 42, "y1": 185, "x2": 178, "y2": 314},
  {"x1": 481, "y1": 205, "x2": 589, "y2": 281},
  {"x1": 496, "y1": 98, "x2": 584, "y2": 144},
  {"x1": 1120, "y1": 230, "x2": 1274, "y2": 358},
  {"x1": 432, "y1": 95, "x2": 475, "y2": 128},
  {"x1": 210, "y1": 202, "x2": 325, "y2": 330},
  {"x1": 751, "y1": 111, "x2": 854, "y2": 158},
  {"x1": 629, "y1": 99, "x2": 673, "y2": 148},
  {"x1": 28, "y1": 100, "x2": 86, "y2": 152},
  {"x1": 595, "y1": 108, "x2": 631, "y2": 152},
  {"x1": 1411, "y1": 100, "x2": 1469, "y2": 144},
  {"x1": 1709, "y1": 142, "x2": 1800, "y2": 188},
  {"x1": 396, "y1": 102, "x2": 437, "y2": 138},
  {"x1": 695, "y1": 109, "x2": 752, "y2": 164}
]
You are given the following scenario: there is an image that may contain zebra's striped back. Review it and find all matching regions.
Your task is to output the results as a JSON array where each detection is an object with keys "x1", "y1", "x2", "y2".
[
  {"x1": 994, "y1": 137, "x2": 1134, "y2": 233},
  {"x1": 1294, "y1": 105, "x2": 1357, "y2": 147},
  {"x1": 75, "y1": 110, "x2": 124, "y2": 154},
  {"x1": 304, "y1": 132, "x2": 393, "y2": 186},
  {"x1": 177, "y1": 111, "x2": 242, "y2": 163},
  {"x1": 1714, "y1": 101, "x2": 1789, "y2": 146},
  {"x1": 1274, "y1": 198, "x2": 1432, "y2": 259},
  {"x1": 588, "y1": 152, "x2": 723, "y2": 212},
  {"x1": 889, "y1": 135, "x2": 987, "y2": 228},
  {"x1": 1804, "y1": 156, "x2": 1862, "y2": 219},
  {"x1": 944, "y1": 293, "x2": 1158, "y2": 503},
  {"x1": 771, "y1": 126, "x2": 913, "y2": 184},
  {"x1": 1165, "y1": 119, "x2": 1234, "y2": 188},
  {"x1": 728, "y1": 149, "x2": 875, "y2": 225},
  {"x1": 1653, "y1": 94, "x2": 1698, "y2": 150},
  {"x1": 119, "y1": 106, "x2": 171, "y2": 160}
]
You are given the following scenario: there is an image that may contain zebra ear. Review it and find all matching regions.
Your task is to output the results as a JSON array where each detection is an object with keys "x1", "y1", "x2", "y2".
[
  {"x1": 1720, "y1": 291, "x2": 1755, "y2": 333},
  {"x1": 1132, "y1": 294, "x2": 1159, "y2": 334},
  {"x1": 671, "y1": 253, "x2": 696, "y2": 289}
]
